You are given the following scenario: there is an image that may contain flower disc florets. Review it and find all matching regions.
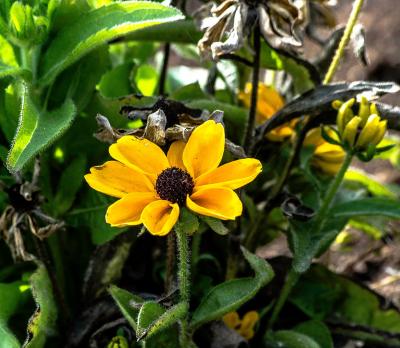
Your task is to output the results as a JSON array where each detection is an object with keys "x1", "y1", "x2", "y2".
[{"x1": 156, "y1": 167, "x2": 194, "y2": 206}]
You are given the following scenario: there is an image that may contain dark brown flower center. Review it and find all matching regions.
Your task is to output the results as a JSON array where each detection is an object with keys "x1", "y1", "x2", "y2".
[{"x1": 155, "y1": 167, "x2": 194, "y2": 206}]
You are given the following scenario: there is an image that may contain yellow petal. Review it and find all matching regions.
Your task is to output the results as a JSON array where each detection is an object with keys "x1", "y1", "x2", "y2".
[
  {"x1": 313, "y1": 158, "x2": 343, "y2": 175},
  {"x1": 183, "y1": 120, "x2": 225, "y2": 179},
  {"x1": 239, "y1": 311, "x2": 259, "y2": 340},
  {"x1": 342, "y1": 116, "x2": 362, "y2": 147},
  {"x1": 106, "y1": 192, "x2": 156, "y2": 227},
  {"x1": 371, "y1": 120, "x2": 387, "y2": 146},
  {"x1": 141, "y1": 200, "x2": 179, "y2": 236},
  {"x1": 355, "y1": 114, "x2": 380, "y2": 149},
  {"x1": 314, "y1": 143, "x2": 345, "y2": 163},
  {"x1": 167, "y1": 141, "x2": 186, "y2": 170},
  {"x1": 267, "y1": 125, "x2": 293, "y2": 141},
  {"x1": 187, "y1": 187, "x2": 242, "y2": 220},
  {"x1": 223, "y1": 312, "x2": 241, "y2": 330},
  {"x1": 109, "y1": 136, "x2": 169, "y2": 180},
  {"x1": 195, "y1": 158, "x2": 262, "y2": 190},
  {"x1": 84, "y1": 161, "x2": 153, "y2": 198},
  {"x1": 304, "y1": 128, "x2": 326, "y2": 147}
]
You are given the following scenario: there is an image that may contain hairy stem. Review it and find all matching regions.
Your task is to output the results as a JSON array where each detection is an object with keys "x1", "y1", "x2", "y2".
[
  {"x1": 323, "y1": 0, "x2": 365, "y2": 84},
  {"x1": 176, "y1": 224, "x2": 190, "y2": 347},
  {"x1": 243, "y1": 23, "x2": 261, "y2": 154},
  {"x1": 165, "y1": 233, "x2": 175, "y2": 293}
]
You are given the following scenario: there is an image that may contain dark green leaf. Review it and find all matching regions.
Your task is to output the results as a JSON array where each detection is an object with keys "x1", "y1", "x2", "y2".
[
  {"x1": 108, "y1": 285, "x2": 144, "y2": 331},
  {"x1": 202, "y1": 216, "x2": 229, "y2": 236},
  {"x1": 190, "y1": 247, "x2": 274, "y2": 329},
  {"x1": 39, "y1": 2, "x2": 184, "y2": 86},
  {"x1": 180, "y1": 208, "x2": 199, "y2": 236},
  {"x1": 99, "y1": 62, "x2": 134, "y2": 98},
  {"x1": 265, "y1": 330, "x2": 320, "y2": 348},
  {"x1": 294, "y1": 321, "x2": 333, "y2": 348},
  {"x1": 6, "y1": 83, "x2": 76, "y2": 172},
  {"x1": 331, "y1": 198, "x2": 400, "y2": 220}
]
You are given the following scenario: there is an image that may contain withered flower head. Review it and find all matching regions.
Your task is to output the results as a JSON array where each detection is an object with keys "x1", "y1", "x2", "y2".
[{"x1": 196, "y1": 0, "x2": 313, "y2": 60}]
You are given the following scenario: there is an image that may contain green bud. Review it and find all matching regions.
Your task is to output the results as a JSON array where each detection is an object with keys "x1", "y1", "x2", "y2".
[{"x1": 8, "y1": 2, "x2": 48, "y2": 46}]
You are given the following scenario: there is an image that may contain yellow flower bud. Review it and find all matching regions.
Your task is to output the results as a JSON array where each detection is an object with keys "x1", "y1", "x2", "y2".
[
  {"x1": 358, "y1": 96, "x2": 370, "y2": 127},
  {"x1": 336, "y1": 98, "x2": 355, "y2": 134},
  {"x1": 107, "y1": 336, "x2": 129, "y2": 348},
  {"x1": 355, "y1": 114, "x2": 380, "y2": 149},
  {"x1": 332, "y1": 100, "x2": 343, "y2": 110},
  {"x1": 371, "y1": 119, "x2": 387, "y2": 146},
  {"x1": 342, "y1": 116, "x2": 362, "y2": 147},
  {"x1": 370, "y1": 102, "x2": 380, "y2": 117}
]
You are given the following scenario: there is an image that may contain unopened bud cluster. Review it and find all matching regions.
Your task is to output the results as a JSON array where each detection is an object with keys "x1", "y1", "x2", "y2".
[{"x1": 323, "y1": 96, "x2": 389, "y2": 161}]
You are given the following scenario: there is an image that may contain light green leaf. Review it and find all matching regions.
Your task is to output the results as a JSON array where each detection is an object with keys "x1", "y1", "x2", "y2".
[
  {"x1": 331, "y1": 198, "x2": 400, "y2": 220},
  {"x1": 266, "y1": 330, "x2": 320, "y2": 348},
  {"x1": 170, "y1": 82, "x2": 207, "y2": 101},
  {"x1": 39, "y1": 1, "x2": 184, "y2": 86},
  {"x1": 6, "y1": 83, "x2": 76, "y2": 172},
  {"x1": 133, "y1": 64, "x2": 158, "y2": 96},
  {"x1": 137, "y1": 301, "x2": 187, "y2": 341},
  {"x1": 24, "y1": 263, "x2": 57, "y2": 348},
  {"x1": 345, "y1": 169, "x2": 396, "y2": 198},
  {"x1": 108, "y1": 285, "x2": 144, "y2": 332},
  {"x1": 190, "y1": 247, "x2": 274, "y2": 329},
  {"x1": 202, "y1": 216, "x2": 229, "y2": 236}
]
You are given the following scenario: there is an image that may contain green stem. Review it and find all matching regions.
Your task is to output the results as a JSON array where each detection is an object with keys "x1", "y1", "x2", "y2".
[
  {"x1": 314, "y1": 152, "x2": 353, "y2": 227},
  {"x1": 267, "y1": 268, "x2": 300, "y2": 330},
  {"x1": 323, "y1": 0, "x2": 365, "y2": 84},
  {"x1": 175, "y1": 224, "x2": 190, "y2": 347}
]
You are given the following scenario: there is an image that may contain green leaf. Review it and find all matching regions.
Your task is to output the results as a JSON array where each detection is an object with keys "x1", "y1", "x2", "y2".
[
  {"x1": 0, "y1": 281, "x2": 30, "y2": 348},
  {"x1": 294, "y1": 321, "x2": 333, "y2": 348},
  {"x1": 99, "y1": 62, "x2": 134, "y2": 98},
  {"x1": 190, "y1": 247, "x2": 274, "y2": 329},
  {"x1": 24, "y1": 263, "x2": 57, "y2": 348},
  {"x1": 291, "y1": 264, "x2": 400, "y2": 335},
  {"x1": 39, "y1": 1, "x2": 184, "y2": 86},
  {"x1": 6, "y1": 83, "x2": 77, "y2": 172},
  {"x1": 180, "y1": 208, "x2": 199, "y2": 236},
  {"x1": 0, "y1": 64, "x2": 25, "y2": 80},
  {"x1": 108, "y1": 285, "x2": 144, "y2": 332},
  {"x1": 266, "y1": 330, "x2": 320, "y2": 348},
  {"x1": 331, "y1": 198, "x2": 400, "y2": 220},
  {"x1": 52, "y1": 155, "x2": 87, "y2": 216},
  {"x1": 289, "y1": 217, "x2": 348, "y2": 273},
  {"x1": 137, "y1": 301, "x2": 187, "y2": 340},
  {"x1": 133, "y1": 64, "x2": 158, "y2": 96},
  {"x1": 202, "y1": 216, "x2": 229, "y2": 236},
  {"x1": 169, "y1": 82, "x2": 207, "y2": 101},
  {"x1": 123, "y1": 19, "x2": 201, "y2": 44},
  {"x1": 344, "y1": 169, "x2": 396, "y2": 198}
]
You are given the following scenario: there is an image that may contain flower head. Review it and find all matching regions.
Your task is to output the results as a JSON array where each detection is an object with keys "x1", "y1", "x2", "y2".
[
  {"x1": 85, "y1": 120, "x2": 262, "y2": 236},
  {"x1": 239, "y1": 82, "x2": 294, "y2": 141},
  {"x1": 223, "y1": 311, "x2": 259, "y2": 340},
  {"x1": 303, "y1": 128, "x2": 345, "y2": 175}
]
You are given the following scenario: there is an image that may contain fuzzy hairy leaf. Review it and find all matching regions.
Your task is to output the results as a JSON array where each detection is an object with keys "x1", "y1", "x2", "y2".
[
  {"x1": 190, "y1": 247, "x2": 274, "y2": 329},
  {"x1": 137, "y1": 301, "x2": 187, "y2": 340},
  {"x1": 39, "y1": 1, "x2": 184, "y2": 86},
  {"x1": 109, "y1": 285, "x2": 144, "y2": 331},
  {"x1": 24, "y1": 263, "x2": 57, "y2": 348},
  {"x1": 266, "y1": 330, "x2": 320, "y2": 348},
  {"x1": 6, "y1": 83, "x2": 76, "y2": 172}
]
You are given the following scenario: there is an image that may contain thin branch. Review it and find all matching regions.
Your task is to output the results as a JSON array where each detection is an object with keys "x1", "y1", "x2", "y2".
[
  {"x1": 219, "y1": 53, "x2": 253, "y2": 67},
  {"x1": 243, "y1": 23, "x2": 261, "y2": 154},
  {"x1": 158, "y1": 43, "x2": 171, "y2": 96}
]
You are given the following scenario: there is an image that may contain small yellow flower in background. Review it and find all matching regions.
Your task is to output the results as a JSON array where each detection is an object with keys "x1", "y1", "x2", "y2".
[
  {"x1": 223, "y1": 311, "x2": 259, "y2": 340},
  {"x1": 85, "y1": 120, "x2": 262, "y2": 236},
  {"x1": 239, "y1": 82, "x2": 295, "y2": 141},
  {"x1": 334, "y1": 96, "x2": 387, "y2": 152},
  {"x1": 303, "y1": 128, "x2": 345, "y2": 175}
]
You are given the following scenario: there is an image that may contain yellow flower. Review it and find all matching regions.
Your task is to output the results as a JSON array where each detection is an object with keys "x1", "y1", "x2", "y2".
[
  {"x1": 239, "y1": 82, "x2": 294, "y2": 141},
  {"x1": 303, "y1": 128, "x2": 345, "y2": 175},
  {"x1": 85, "y1": 120, "x2": 262, "y2": 236},
  {"x1": 223, "y1": 311, "x2": 259, "y2": 340}
]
